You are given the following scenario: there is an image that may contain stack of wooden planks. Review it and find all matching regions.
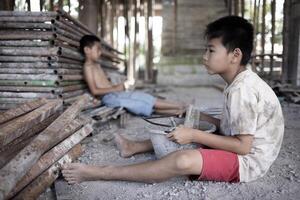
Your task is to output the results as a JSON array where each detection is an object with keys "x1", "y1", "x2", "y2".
[
  {"x1": 0, "y1": 94, "x2": 94, "y2": 199},
  {"x1": 0, "y1": 10, "x2": 125, "y2": 110}
]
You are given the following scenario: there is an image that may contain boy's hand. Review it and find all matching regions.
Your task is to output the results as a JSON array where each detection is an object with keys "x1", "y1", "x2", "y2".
[
  {"x1": 123, "y1": 79, "x2": 135, "y2": 91},
  {"x1": 166, "y1": 125, "x2": 194, "y2": 145}
]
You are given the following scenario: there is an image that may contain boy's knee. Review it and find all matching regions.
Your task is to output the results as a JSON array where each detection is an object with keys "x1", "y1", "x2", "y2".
[{"x1": 174, "y1": 151, "x2": 194, "y2": 171}]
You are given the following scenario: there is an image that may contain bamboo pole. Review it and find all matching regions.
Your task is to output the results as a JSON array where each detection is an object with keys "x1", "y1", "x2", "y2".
[{"x1": 0, "y1": 94, "x2": 89, "y2": 199}]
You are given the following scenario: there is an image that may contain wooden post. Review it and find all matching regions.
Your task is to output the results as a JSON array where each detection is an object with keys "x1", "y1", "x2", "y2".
[
  {"x1": 228, "y1": 0, "x2": 232, "y2": 15},
  {"x1": 0, "y1": 0, "x2": 15, "y2": 10},
  {"x1": 261, "y1": 0, "x2": 266, "y2": 75},
  {"x1": 50, "y1": 0, "x2": 54, "y2": 11},
  {"x1": 172, "y1": 0, "x2": 177, "y2": 55},
  {"x1": 270, "y1": 0, "x2": 276, "y2": 79},
  {"x1": 241, "y1": 0, "x2": 245, "y2": 18},
  {"x1": 145, "y1": 0, "x2": 153, "y2": 82},
  {"x1": 26, "y1": 0, "x2": 31, "y2": 11},
  {"x1": 234, "y1": 0, "x2": 239, "y2": 16},
  {"x1": 133, "y1": 0, "x2": 138, "y2": 80},
  {"x1": 78, "y1": 0, "x2": 99, "y2": 34},
  {"x1": 282, "y1": 0, "x2": 290, "y2": 83}
]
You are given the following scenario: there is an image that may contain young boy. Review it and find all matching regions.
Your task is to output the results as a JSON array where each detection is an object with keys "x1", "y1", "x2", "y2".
[
  {"x1": 63, "y1": 16, "x2": 284, "y2": 183},
  {"x1": 80, "y1": 35, "x2": 185, "y2": 117}
]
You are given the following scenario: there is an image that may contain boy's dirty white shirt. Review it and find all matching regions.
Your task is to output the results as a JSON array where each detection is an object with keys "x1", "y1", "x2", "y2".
[{"x1": 220, "y1": 69, "x2": 284, "y2": 182}]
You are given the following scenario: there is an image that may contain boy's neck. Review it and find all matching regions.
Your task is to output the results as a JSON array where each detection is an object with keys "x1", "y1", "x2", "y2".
[
  {"x1": 221, "y1": 66, "x2": 246, "y2": 85},
  {"x1": 84, "y1": 58, "x2": 97, "y2": 65}
]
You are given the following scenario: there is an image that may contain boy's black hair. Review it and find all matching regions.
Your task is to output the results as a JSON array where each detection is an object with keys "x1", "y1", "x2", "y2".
[
  {"x1": 79, "y1": 35, "x2": 101, "y2": 55},
  {"x1": 205, "y1": 16, "x2": 254, "y2": 66}
]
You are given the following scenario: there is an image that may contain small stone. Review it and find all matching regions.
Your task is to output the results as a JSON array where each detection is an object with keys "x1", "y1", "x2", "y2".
[{"x1": 92, "y1": 138, "x2": 98, "y2": 142}]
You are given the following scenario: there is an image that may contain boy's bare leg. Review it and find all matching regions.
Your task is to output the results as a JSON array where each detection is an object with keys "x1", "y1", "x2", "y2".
[
  {"x1": 154, "y1": 99, "x2": 186, "y2": 116},
  {"x1": 62, "y1": 149, "x2": 203, "y2": 184},
  {"x1": 155, "y1": 108, "x2": 185, "y2": 116},
  {"x1": 154, "y1": 99, "x2": 185, "y2": 110},
  {"x1": 114, "y1": 134, "x2": 153, "y2": 157}
]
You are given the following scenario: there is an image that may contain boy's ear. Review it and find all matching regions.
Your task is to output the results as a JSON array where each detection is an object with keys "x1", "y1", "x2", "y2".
[
  {"x1": 232, "y1": 48, "x2": 243, "y2": 64},
  {"x1": 83, "y1": 46, "x2": 90, "y2": 54}
]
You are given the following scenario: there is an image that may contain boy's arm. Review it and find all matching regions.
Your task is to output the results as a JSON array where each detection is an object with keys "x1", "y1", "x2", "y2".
[
  {"x1": 167, "y1": 127, "x2": 253, "y2": 155},
  {"x1": 200, "y1": 112, "x2": 220, "y2": 130},
  {"x1": 84, "y1": 66, "x2": 124, "y2": 96}
]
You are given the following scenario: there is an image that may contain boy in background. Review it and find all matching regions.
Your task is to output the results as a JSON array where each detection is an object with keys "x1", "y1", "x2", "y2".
[{"x1": 80, "y1": 35, "x2": 185, "y2": 117}]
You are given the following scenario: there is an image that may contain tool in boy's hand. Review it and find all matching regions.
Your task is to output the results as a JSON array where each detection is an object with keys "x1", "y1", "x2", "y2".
[{"x1": 147, "y1": 126, "x2": 176, "y2": 135}]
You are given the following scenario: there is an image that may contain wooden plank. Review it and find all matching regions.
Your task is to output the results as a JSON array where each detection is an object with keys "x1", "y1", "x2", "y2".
[
  {"x1": 0, "y1": 112, "x2": 60, "y2": 154},
  {"x1": 8, "y1": 123, "x2": 93, "y2": 198},
  {"x1": 0, "y1": 135, "x2": 35, "y2": 169},
  {"x1": 12, "y1": 144, "x2": 82, "y2": 200},
  {"x1": 0, "y1": 100, "x2": 62, "y2": 146},
  {"x1": 0, "y1": 94, "x2": 89, "y2": 199},
  {"x1": 0, "y1": 98, "x2": 47, "y2": 125}
]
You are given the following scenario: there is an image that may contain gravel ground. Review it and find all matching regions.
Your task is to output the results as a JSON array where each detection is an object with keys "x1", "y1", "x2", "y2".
[{"x1": 40, "y1": 86, "x2": 300, "y2": 200}]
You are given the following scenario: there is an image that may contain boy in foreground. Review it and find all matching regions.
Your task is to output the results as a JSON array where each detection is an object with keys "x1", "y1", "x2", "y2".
[
  {"x1": 80, "y1": 35, "x2": 185, "y2": 117},
  {"x1": 63, "y1": 16, "x2": 284, "y2": 183}
]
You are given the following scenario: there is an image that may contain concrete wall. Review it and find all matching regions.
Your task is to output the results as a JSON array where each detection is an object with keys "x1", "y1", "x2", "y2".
[{"x1": 161, "y1": 0, "x2": 227, "y2": 56}]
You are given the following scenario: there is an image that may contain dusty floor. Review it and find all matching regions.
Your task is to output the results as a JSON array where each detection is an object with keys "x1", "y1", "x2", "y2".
[{"x1": 40, "y1": 86, "x2": 300, "y2": 200}]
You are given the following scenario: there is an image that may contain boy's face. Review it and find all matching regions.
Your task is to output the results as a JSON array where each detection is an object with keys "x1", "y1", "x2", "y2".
[
  {"x1": 203, "y1": 38, "x2": 233, "y2": 75},
  {"x1": 84, "y1": 42, "x2": 102, "y2": 61}
]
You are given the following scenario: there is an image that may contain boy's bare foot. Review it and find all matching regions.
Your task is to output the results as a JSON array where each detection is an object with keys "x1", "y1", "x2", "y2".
[
  {"x1": 114, "y1": 134, "x2": 135, "y2": 158},
  {"x1": 62, "y1": 163, "x2": 101, "y2": 184}
]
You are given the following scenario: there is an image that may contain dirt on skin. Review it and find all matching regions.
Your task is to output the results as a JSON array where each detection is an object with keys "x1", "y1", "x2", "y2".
[{"x1": 39, "y1": 86, "x2": 300, "y2": 200}]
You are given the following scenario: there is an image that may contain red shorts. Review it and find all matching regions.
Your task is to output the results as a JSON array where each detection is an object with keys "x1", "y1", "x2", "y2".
[{"x1": 197, "y1": 149, "x2": 240, "y2": 183}]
